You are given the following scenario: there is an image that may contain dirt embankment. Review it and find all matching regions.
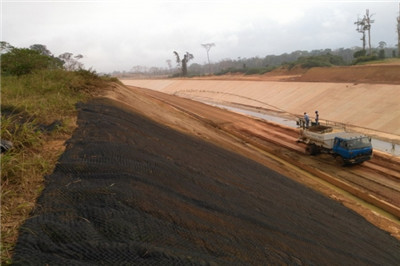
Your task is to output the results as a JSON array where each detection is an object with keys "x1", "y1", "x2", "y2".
[
  {"x1": 12, "y1": 88, "x2": 400, "y2": 265},
  {"x1": 121, "y1": 63, "x2": 400, "y2": 139},
  {"x1": 121, "y1": 79, "x2": 400, "y2": 139},
  {"x1": 182, "y1": 62, "x2": 400, "y2": 84},
  {"x1": 295, "y1": 64, "x2": 400, "y2": 84},
  {"x1": 11, "y1": 63, "x2": 400, "y2": 264}
]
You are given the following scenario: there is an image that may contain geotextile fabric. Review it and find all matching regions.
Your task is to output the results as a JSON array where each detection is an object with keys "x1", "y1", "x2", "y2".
[{"x1": 12, "y1": 98, "x2": 400, "y2": 265}]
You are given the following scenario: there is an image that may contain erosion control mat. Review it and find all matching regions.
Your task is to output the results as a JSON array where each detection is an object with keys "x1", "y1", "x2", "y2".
[{"x1": 13, "y1": 98, "x2": 400, "y2": 265}]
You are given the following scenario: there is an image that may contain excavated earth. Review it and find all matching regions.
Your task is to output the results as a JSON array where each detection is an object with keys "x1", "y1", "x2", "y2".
[{"x1": 13, "y1": 64, "x2": 400, "y2": 265}]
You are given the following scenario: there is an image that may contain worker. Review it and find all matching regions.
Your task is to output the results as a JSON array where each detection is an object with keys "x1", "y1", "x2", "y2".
[
  {"x1": 315, "y1": 111, "x2": 319, "y2": 125},
  {"x1": 304, "y1": 112, "x2": 310, "y2": 128}
]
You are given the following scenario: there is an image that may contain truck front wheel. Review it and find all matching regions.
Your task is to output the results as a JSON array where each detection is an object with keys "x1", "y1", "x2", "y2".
[{"x1": 335, "y1": 155, "x2": 345, "y2": 166}]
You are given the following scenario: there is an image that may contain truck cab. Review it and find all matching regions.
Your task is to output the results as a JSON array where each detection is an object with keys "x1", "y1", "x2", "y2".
[{"x1": 333, "y1": 135, "x2": 373, "y2": 164}]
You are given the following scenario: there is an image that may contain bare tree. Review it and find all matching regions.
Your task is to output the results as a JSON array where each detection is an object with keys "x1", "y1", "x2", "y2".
[
  {"x1": 166, "y1": 59, "x2": 172, "y2": 70},
  {"x1": 131, "y1": 65, "x2": 148, "y2": 73},
  {"x1": 201, "y1": 43, "x2": 215, "y2": 73},
  {"x1": 58, "y1": 52, "x2": 84, "y2": 70},
  {"x1": 166, "y1": 59, "x2": 174, "y2": 74},
  {"x1": 354, "y1": 16, "x2": 367, "y2": 51},
  {"x1": 354, "y1": 9, "x2": 374, "y2": 54},
  {"x1": 364, "y1": 9, "x2": 374, "y2": 54},
  {"x1": 173, "y1": 51, "x2": 194, "y2": 76}
]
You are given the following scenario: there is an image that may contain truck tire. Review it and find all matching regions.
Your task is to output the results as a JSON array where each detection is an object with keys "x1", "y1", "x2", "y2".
[
  {"x1": 336, "y1": 156, "x2": 345, "y2": 166},
  {"x1": 306, "y1": 144, "x2": 319, "y2": 155}
]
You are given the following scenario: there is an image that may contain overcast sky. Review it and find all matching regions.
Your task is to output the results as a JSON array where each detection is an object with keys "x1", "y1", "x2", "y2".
[{"x1": 2, "y1": 0, "x2": 399, "y2": 73}]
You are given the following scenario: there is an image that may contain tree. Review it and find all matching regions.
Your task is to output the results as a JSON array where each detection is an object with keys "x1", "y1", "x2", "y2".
[
  {"x1": 173, "y1": 51, "x2": 194, "y2": 76},
  {"x1": 354, "y1": 16, "x2": 367, "y2": 51},
  {"x1": 364, "y1": 9, "x2": 374, "y2": 54},
  {"x1": 30, "y1": 44, "x2": 52, "y2": 56},
  {"x1": 58, "y1": 52, "x2": 84, "y2": 71},
  {"x1": 378, "y1": 41, "x2": 386, "y2": 59},
  {"x1": 201, "y1": 43, "x2": 215, "y2": 74},
  {"x1": 354, "y1": 9, "x2": 374, "y2": 53},
  {"x1": 1, "y1": 47, "x2": 63, "y2": 76},
  {"x1": 378, "y1": 41, "x2": 387, "y2": 50},
  {"x1": 0, "y1": 41, "x2": 14, "y2": 54},
  {"x1": 353, "y1": 49, "x2": 367, "y2": 58},
  {"x1": 166, "y1": 59, "x2": 172, "y2": 70}
]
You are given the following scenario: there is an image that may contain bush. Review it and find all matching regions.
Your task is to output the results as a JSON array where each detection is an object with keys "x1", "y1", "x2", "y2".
[
  {"x1": 1, "y1": 48, "x2": 63, "y2": 76},
  {"x1": 244, "y1": 66, "x2": 276, "y2": 75},
  {"x1": 352, "y1": 54, "x2": 378, "y2": 64},
  {"x1": 215, "y1": 68, "x2": 246, "y2": 75},
  {"x1": 378, "y1": 49, "x2": 385, "y2": 59},
  {"x1": 353, "y1": 50, "x2": 367, "y2": 58},
  {"x1": 300, "y1": 59, "x2": 332, "y2": 68},
  {"x1": 284, "y1": 54, "x2": 346, "y2": 70},
  {"x1": 244, "y1": 68, "x2": 262, "y2": 75}
]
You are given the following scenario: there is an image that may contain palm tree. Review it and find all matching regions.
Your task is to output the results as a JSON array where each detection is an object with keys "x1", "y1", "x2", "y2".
[{"x1": 173, "y1": 51, "x2": 194, "y2": 76}]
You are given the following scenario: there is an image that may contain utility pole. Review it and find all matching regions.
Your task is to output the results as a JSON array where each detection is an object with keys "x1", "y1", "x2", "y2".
[
  {"x1": 397, "y1": 3, "x2": 400, "y2": 57},
  {"x1": 201, "y1": 43, "x2": 215, "y2": 74}
]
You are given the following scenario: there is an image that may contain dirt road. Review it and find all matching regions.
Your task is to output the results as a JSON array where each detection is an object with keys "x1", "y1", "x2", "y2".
[{"x1": 12, "y1": 83, "x2": 400, "y2": 265}]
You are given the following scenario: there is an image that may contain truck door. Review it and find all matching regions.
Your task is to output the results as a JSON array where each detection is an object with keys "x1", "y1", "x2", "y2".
[{"x1": 333, "y1": 138, "x2": 349, "y2": 159}]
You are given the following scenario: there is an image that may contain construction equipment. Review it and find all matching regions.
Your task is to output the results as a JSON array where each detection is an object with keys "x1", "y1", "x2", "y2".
[{"x1": 297, "y1": 119, "x2": 373, "y2": 165}]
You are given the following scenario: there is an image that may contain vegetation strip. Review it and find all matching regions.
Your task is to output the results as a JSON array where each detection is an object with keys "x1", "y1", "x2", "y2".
[{"x1": 0, "y1": 44, "x2": 119, "y2": 263}]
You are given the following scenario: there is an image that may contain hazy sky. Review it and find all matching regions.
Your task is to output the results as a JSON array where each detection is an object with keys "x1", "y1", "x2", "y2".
[{"x1": 2, "y1": 0, "x2": 399, "y2": 73}]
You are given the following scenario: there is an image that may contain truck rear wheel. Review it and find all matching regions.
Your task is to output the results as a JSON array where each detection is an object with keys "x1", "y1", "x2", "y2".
[{"x1": 306, "y1": 144, "x2": 319, "y2": 155}]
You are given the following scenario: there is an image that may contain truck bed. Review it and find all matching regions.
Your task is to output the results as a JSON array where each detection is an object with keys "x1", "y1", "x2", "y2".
[
  {"x1": 307, "y1": 125, "x2": 333, "y2": 133},
  {"x1": 302, "y1": 126, "x2": 364, "y2": 149}
]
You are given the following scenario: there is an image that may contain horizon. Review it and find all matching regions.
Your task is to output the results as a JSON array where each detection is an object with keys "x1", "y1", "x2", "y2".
[{"x1": 3, "y1": 0, "x2": 399, "y2": 73}]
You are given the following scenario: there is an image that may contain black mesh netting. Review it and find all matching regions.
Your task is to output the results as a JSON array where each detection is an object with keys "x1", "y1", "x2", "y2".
[{"x1": 12, "y1": 98, "x2": 400, "y2": 265}]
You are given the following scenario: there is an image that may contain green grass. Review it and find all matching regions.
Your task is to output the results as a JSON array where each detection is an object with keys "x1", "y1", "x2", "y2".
[{"x1": 1, "y1": 68, "x2": 113, "y2": 264}]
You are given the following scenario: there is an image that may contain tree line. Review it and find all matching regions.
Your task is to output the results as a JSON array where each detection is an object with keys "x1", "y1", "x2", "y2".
[
  {"x1": 118, "y1": 6, "x2": 400, "y2": 78},
  {"x1": 115, "y1": 45, "x2": 398, "y2": 78},
  {"x1": 0, "y1": 42, "x2": 84, "y2": 76}
]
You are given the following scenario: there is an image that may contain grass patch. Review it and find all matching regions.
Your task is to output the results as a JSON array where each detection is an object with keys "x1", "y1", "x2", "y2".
[{"x1": 1, "y1": 68, "x2": 112, "y2": 264}]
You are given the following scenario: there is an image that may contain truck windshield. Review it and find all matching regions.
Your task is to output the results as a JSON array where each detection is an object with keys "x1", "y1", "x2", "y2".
[{"x1": 344, "y1": 137, "x2": 371, "y2": 149}]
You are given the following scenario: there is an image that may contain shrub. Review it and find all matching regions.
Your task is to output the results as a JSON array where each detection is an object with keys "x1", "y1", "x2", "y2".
[
  {"x1": 215, "y1": 68, "x2": 246, "y2": 75},
  {"x1": 244, "y1": 66, "x2": 276, "y2": 75},
  {"x1": 244, "y1": 68, "x2": 262, "y2": 75},
  {"x1": 352, "y1": 54, "x2": 378, "y2": 64},
  {"x1": 378, "y1": 49, "x2": 385, "y2": 59},
  {"x1": 1, "y1": 48, "x2": 63, "y2": 76},
  {"x1": 284, "y1": 54, "x2": 346, "y2": 70},
  {"x1": 353, "y1": 50, "x2": 367, "y2": 58}
]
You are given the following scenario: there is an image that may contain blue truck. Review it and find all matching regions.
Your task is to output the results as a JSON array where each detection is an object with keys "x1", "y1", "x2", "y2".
[{"x1": 297, "y1": 122, "x2": 373, "y2": 165}]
